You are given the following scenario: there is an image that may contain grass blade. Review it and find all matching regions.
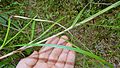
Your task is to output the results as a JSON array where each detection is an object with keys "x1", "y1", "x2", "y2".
[
  {"x1": 15, "y1": 43, "x2": 113, "y2": 68},
  {"x1": 71, "y1": 3, "x2": 89, "y2": 27},
  {"x1": 30, "y1": 21, "x2": 36, "y2": 41},
  {"x1": 0, "y1": 18, "x2": 11, "y2": 50},
  {"x1": 89, "y1": 24, "x2": 120, "y2": 29},
  {"x1": 14, "y1": 15, "x2": 53, "y2": 23}
]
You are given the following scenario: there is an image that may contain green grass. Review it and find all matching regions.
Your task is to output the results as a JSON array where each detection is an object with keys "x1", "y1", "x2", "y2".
[
  {"x1": 0, "y1": 0, "x2": 120, "y2": 68},
  {"x1": 0, "y1": 18, "x2": 11, "y2": 50},
  {"x1": 30, "y1": 21, "x2": 36, "y2": 41}
]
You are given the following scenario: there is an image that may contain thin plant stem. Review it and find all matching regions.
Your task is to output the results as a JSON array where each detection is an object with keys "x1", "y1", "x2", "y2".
[{"x1": 0, "y1": 18, "x2": 11, "y2": 50}]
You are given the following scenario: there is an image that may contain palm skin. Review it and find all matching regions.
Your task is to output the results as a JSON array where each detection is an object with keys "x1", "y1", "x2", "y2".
[{"x1": 16, "y1": 36, "x2": 75, "y2": 68}]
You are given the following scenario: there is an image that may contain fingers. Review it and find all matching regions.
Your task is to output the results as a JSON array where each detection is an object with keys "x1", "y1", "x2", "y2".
[
  {"x1": 64, "y1": 51, "x2": 75, "y2": 68},
  {"x1": 40, "y1": 37, "x2": 56, "y2": 49},
  {"x1": 17, "y1": 35, "x2": 75, "y2": 68},
  {"x1": 16, "y1": 51, "x2": 39, "y2": 68},
  {"x1": 39, "y1": 37, "x2": 57, "y2": 53},
  {"x1": 38, "y1": 37, "x2": 59, "y2": 62},
  {"x1": 47, "y1": 36, "x2": 68, "y2": 67},
  {"x1": 54, "y1": 43, "x2": 72, "y2": 68}
]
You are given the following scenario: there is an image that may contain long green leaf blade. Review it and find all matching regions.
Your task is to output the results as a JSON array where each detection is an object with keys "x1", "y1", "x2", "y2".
[
  {"x1": 31, "y1": 21, "x2": 36, "y2": 41},
  {"x1": 75, "y1": 1, "x2": 120, "y2": 27},
  {"x1": 15, "y1": 43, "x2": 113, "y2": 68},
  {"x1": 0, "y1": 18, "x2": 11, "y2": 50}
]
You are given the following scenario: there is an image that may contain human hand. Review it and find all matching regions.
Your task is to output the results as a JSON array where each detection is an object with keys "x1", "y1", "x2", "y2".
[{"x1": 16, "y1": 36, "x2": 75, "y2": 68}]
